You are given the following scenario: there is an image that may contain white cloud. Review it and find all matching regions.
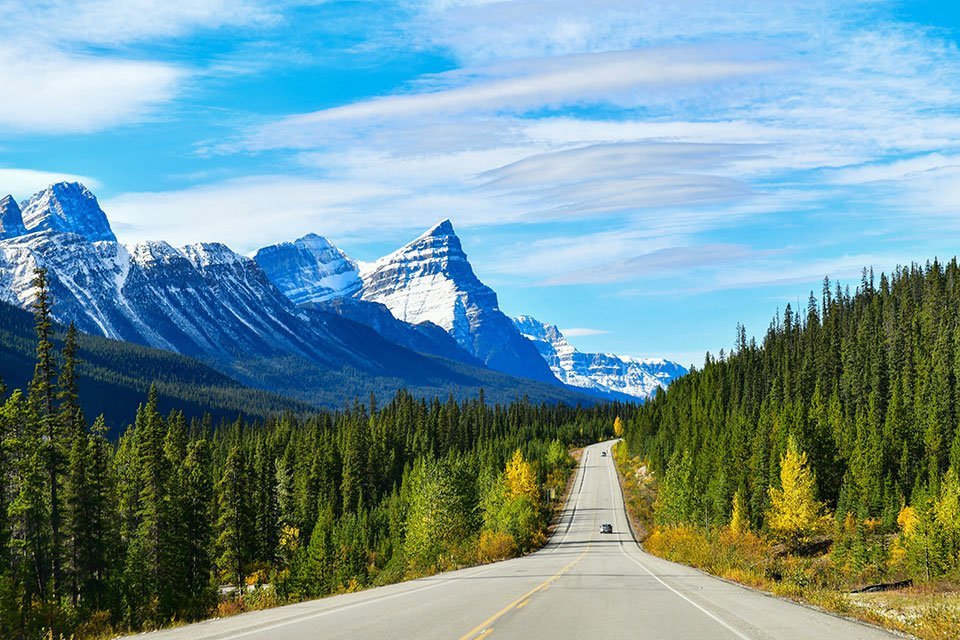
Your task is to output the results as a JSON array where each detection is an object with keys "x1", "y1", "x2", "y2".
[
  {"x1": 246, "y1": 46, "x2": 785, "y2": 150},
  {"x1": 0, "y1": 0, "x2": 279, "y2": 47},
  {"x1": 104, "y1": 176, "x2": 412, "y2": 251},
  {"x1": 560, "y1": 327, "x2": 609, "y2": 337},
  {"x1": 0, "y1": 0, "x2": 283, "y2": 134},
  {"x1": 0, "y1": 47, "x2": 183, "y2": 135},
  {"x1": 0, "y1": 169, "x2": 99, "y2": 199}
]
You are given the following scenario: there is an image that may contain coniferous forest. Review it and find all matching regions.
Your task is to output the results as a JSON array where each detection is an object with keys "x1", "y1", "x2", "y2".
[
  {"x1": 623, "y1": 261, "x2": 960, "y2": 589},
  {"x1": 0, "y1": 270, "x2": 621, "y2": 639}
]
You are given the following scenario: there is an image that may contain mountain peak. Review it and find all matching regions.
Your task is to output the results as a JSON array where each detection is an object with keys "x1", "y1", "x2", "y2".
[
  {"x1": 0, "y1": 194, "x2": 26, "y2": 239},
  {"x1": 254, "y1": 233, "x2": 361, "y2": 304},
  {"x1": 20, "y1": 181, "x2": 116, "y2": 242},
  {"x1": 420, "y1": 218, "x2": 456, "y2": 240}
]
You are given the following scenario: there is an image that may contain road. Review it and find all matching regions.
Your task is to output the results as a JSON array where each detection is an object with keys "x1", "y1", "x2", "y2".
[{"x1": 140, "y1": 441, "x2": 900, "y2": 640}]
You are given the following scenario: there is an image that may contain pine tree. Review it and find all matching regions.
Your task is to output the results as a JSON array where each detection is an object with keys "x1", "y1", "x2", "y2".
[
  {"x1": 216, "y1": 446, "x2": 251, "y2": 590},
  {"x1": 181, "y1": 440, "x2": 214, "y2": 618},
  {"x1": 28, "y1": 267, "x2": 62, "y2": 602}
]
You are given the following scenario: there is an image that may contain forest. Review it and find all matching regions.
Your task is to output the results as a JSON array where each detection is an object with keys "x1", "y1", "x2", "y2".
[
  {"x1": 0, "y1": 270, "x2": 621, "y2": 640},
  {"x1": 624, "y1": 260, "x2": 960, "y2": 589}
]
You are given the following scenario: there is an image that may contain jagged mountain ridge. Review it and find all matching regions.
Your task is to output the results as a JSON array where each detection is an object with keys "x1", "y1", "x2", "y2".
[
  {"x1": 257, "y1": 220, "x2": 559, "y2": 385},
  {"x1": 512, "y1": 315, "x2": 687, "y2": 399},
  {"x1": 254, "y1": 233, "x2": 362, "y2": 304},
  {"x1": 357, "y1": 220, "x2": 559, "y2": 384},
  {"x1": 0, "y1": 182, "x2": 594, "y2": 409}
]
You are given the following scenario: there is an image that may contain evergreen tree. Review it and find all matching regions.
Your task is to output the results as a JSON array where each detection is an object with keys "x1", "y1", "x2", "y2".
[{"x1": 216, "y1": 446, "x2": 252, "y2": 589}]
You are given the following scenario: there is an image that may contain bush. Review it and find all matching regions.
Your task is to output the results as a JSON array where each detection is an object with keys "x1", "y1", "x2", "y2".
[{"x1": 477, "y1": 530, "x2": 518, "y2": 563}]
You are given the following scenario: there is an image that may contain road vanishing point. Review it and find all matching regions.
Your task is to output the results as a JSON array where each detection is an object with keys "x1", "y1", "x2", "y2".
[{"x1": 140, "y1": 441, "x2": 899, "y2": 639}]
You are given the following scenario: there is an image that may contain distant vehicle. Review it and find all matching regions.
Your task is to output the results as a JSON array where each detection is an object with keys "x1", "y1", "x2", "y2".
[
  {"x1": 600, "y1": 523, "x2": 613, "y2": 534},
  {"x1": 601, "y1": 451, "x2": 607, "y2": 457}
]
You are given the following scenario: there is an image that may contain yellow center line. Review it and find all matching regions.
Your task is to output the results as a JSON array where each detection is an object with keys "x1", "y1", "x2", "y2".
[
  {"x1": 475, "y1": 629, "x2": 494, "y2": 640},
  {"x1": 458, "y1": 544, "x2": 591, "y2": 640},
  {"x1": 516, "y1": 599, "x2": 530, "y2": 609}
]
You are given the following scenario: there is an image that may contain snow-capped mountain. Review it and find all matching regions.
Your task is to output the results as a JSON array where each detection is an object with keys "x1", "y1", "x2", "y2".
[
  {"x1": 0, "y1": 230, "x2": 323, "y2": 361},
  {"x1": 0, "y1": 196, "x2": 26, "y2": 239},
  {"x1": 19, "y1": 182, "x2": 116, "y2": 242},
  {"x1": 0, "y1": 182, "x2": 594, "y2": 408},
  {"x1": 512, "y1": 315, "x2": 687, "y2": 400},
  {"x1": 312, "y1": 297, "x2": 482, "y2": 368},
  {"x1": 254, "y1": 233, "x2": 362, "y2": 304},
  {"x1": 358, "y1": 220, "x2": 558, "y2": 384}
]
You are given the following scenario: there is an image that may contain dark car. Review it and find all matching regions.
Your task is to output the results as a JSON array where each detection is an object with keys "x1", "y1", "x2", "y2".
[{"x1": 600, "y1": 523, "x2": 613, "y2": 534}]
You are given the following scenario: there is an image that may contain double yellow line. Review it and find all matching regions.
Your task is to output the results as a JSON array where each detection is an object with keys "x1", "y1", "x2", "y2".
[{"x1": 458, "y1": 544, "x2": 591, "y2": 640}]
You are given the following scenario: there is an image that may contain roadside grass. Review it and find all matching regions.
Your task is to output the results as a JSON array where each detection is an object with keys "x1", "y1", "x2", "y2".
[{"x1": 612, "y1": 442, "x2": 960, "y2": 640}]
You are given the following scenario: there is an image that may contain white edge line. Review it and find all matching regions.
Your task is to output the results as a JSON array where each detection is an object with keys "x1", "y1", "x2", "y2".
[{"x1": 603, "y1": 444, "x2": 754, "y2": 640}]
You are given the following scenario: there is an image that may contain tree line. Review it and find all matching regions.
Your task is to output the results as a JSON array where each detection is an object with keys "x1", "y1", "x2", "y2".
[
  {"x1": 625, "y1": 260, "x2": 960, "y2": 582},
  {"x1": 0, "y1": 269, "x2": 620, "y2": 639}
]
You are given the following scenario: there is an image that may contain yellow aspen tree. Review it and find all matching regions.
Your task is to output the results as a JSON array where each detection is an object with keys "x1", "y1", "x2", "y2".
[
  {"x1": 505, "y1": 449, "x2": 539, "y2": 504},
  {"x1": 729, "y1": 490, "x2": 749, "y2": 534},
  {"x1": 767, "y1": 436, "x2": 826, "y2": 546},
  {"x1": 613, "y1": 416, "x2": 624, "y2": 437}
]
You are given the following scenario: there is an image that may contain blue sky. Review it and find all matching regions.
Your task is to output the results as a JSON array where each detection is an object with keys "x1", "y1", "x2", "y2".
[{"x1": 3, "y1": 0, "x2": 960, "y2": 367}]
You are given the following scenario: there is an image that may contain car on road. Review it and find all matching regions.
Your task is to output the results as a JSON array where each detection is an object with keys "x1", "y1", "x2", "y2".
[
  {"x1": 601, "y1": 451, "x2": 607, "y2": 457},
  {"x1": 600, "y1": 523, "x2": 613, "y2": 534}
]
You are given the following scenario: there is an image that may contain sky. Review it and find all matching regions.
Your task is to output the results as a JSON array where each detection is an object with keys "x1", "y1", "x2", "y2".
[{"x1": 3, "y1": 0, "x2": 960, "y2": 368}]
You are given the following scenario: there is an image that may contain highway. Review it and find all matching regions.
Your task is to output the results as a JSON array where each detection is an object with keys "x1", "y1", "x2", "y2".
[{"x1": 140, "y1": 441, "x2": 899, "y2": 640}]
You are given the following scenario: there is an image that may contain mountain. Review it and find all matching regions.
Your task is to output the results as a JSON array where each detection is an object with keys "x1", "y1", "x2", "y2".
[
  {"x1": 0, "y1": 182, "x2": 593, "y2": 409},
  {"x1": 254, "y1": 233, "x2": 362, "y2": 304},
  {"x1": 0, "y1": 298, "x2": 313, "y2": 428},
  {"x1": 512, "y1": 315, "x2": 687, "y2": 400},
  {"x1": 310, "y1": 297, "x2": 482, "y2": 367},
  {"x1": 0, "y1": 195, "x2": 25, "y2": 238},
  {"x1": 0, "y1": 232, "x2": 322, "y2": 362},
  {"x1": 19, "y1": 182, "x2": 116, "y2": 242},
  {"x1": 359, "y1": 220, "x2": 559, "y2": 384}
]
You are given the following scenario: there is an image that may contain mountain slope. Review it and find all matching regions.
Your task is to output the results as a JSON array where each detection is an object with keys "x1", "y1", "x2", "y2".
[
  {"x1": 254, "y1": 233, "x2": 362, "y2": 304},
  {"x1": 0, "y1": 299, "x2": 313, "y2": 428},
  {"x1": 309, "y1": 297, "x2": 483, "y2": 367},
  {"x1": 0, "y1": 183, "x2": 593, "y2": 409},
  {"x1": 513, "y1": 315, "x2": 687, "y2": 399},
  {"x1": 359, "y1": 220, "x2": 558, "y2": 383}
]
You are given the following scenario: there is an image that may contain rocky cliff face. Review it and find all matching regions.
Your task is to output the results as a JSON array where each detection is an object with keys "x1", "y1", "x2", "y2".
[
  {"x1": 18, "y1": 182, "x2": 116, "y2": 242},
  {"x1": 359, "y1": 220, "x2": 558, "y2": 384},
  {"x1": 254, "y1": 233, "x2": 362, "y2": 304}
]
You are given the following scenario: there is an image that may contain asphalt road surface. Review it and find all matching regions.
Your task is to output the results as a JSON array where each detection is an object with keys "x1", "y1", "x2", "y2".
[{"x1": 139, "y1": 441, "x2": 900, "y2": 640}]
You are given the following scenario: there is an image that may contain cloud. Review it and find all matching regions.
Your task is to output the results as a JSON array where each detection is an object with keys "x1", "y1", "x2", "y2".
[
  {"x1": 0, "y1": 168, "x2": 100, "y2": 198},
  {"x1": 0, "y1": 0, "x2": 279, "y2": 47},
  {"x1": 0, "y1": 0, "x2": 284, "y2": 134},
  {"x1": 560, "y1": 327, "x2": 609, "y2": 337},
  {"x1": 103, "y1": 176, "x2": 413, "y2": 251},
  {"x1": 543, "y1": 243, "x2": 762, "y2": 286},
  {"x1": 245, "y1": 46, "x2": 785, "y2": 150},
  {"x1": 0, "y1": 48, "x2": 183, "y2": 135}
]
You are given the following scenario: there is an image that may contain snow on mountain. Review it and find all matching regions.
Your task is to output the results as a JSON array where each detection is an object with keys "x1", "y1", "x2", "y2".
[
  {"x1": 0, "y1": 195, "x2": 26, "y2": 239},
  {"x1": 359, "y1": 220, "x2": 559, "y2": 383},
  {"x1": 512, "y1": 315, "x2": 687, "y2": 399},
  {"x1": 0, "y1": 182, "x2": 600, "y2": 407},
  {"x1": 254, "y1": 233, "x2": 362, "y2": 304},
  {"x1": 19, "y1": 182, "x2": 116, "y2": 242}
]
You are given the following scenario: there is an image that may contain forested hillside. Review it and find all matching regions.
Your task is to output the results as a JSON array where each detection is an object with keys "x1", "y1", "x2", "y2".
[
  {"x1": 0, "y1": 271, "x2": 622, "y2": 639},
  {"x1": 625, "y1": 261, "x2": 960, "y2": 585},
  {"x1": 0, "y1": 297, "x2": 314, "y2": 426}
]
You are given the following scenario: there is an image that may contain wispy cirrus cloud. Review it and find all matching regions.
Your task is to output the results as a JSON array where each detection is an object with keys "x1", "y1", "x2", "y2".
[{"x1": 560, "y1": 327, "x2": 610, "y2": 337}]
